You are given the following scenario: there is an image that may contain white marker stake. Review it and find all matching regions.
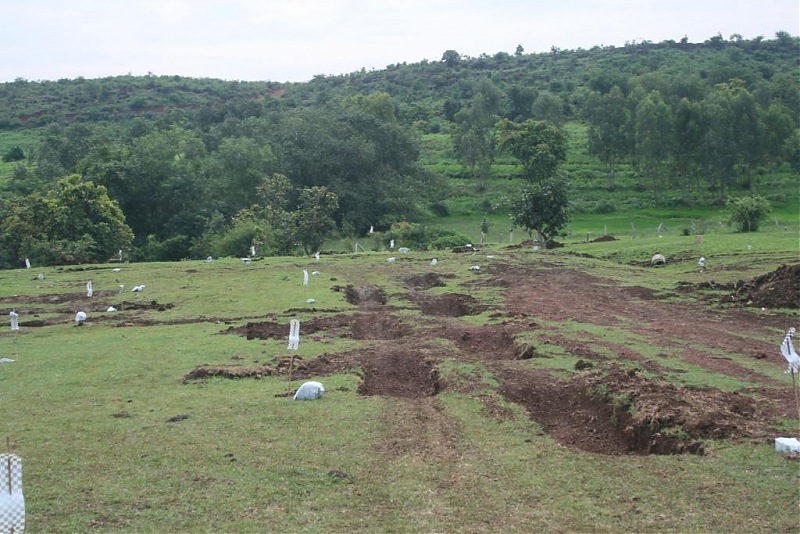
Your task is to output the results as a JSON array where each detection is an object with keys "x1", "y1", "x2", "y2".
[
  {"x1": 0, "y1": 453, "x2": 25, "y2": 534},
  {"x1": 288, "y1": 320, "x2": 300, "y2": 351},
  {"x1": 9, "y1": 312, "x2": 19, "y2": 332},
  {"x1": 315, "y1": 251, "x2": 320, "y2": 262},
  {"x1": 86, "y1": 281, "x2": 93, "y2": 298},
  {"x1": 287, "y1": 319, "x2": 301, "y2": 392},
  {"x1": 390, "y1": 239, "x2": 395, "y2": 250},
  {"x1": 303, "y1": 270, "x2": 309, "y2": 286},
  {"x1": 24, "y1": 258, "x2": 30, "y2": 269}
]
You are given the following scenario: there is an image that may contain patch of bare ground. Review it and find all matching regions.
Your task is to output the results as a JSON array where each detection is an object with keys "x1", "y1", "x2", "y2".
[
  {"x1": 332, "y1": 284, "x2": 387, "y2": 307},
  {"x1": 399, "y1": 272, "x2": 455, "y2": 290},
  {"x1": 372, "y1": 397, "x2": 461, "y2": 461},
  {"x1": 357, "y1": 346, "x2": 440, "y2": 398},
  {"x1": 499, "y1": 263, "x2": 794, "y2": 383},
  {"x1": 495, "y1": 363, "x2": 770, "y2": 455},
  {"x1": 407, "y1": 292, "x2": 487, "y2": 317},
  {"x1": 222, "y1": 312, "x2": 409, "y2": 341},
  {"x1": 445, "y1": 325, "x2": 533, "y2": 360}
]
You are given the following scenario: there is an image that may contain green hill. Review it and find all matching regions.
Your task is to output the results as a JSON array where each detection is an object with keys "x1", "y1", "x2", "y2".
[{"x1": 0, "y1": 32, "x2": 797, "y2": 267}]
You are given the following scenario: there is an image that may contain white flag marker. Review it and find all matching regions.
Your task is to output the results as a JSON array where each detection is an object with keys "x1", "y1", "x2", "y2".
[
  {"x1": 9, "y1": 312, "x2": 19, "y2": 331},
  {"x1": 86, "y1": 281, "x2": 93, "y2": 298},
  {"x1": 288, "y1": 320, "x2": 300, "y2": 351}
]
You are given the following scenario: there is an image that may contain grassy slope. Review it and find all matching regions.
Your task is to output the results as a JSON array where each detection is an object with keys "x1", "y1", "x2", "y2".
[{"x1": 0, "y1": 237, "x2": 797, "y2": 532}]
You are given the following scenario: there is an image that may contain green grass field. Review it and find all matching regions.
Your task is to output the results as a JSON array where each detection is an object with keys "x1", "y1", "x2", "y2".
[{"x1": 0, "y1": 228, "x2": 798, "y2": 532}]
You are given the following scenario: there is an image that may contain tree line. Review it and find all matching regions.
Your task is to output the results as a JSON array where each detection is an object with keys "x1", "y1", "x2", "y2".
[
  {"x1": 0, "y1": 32, "x2": 796, "y2": 267},
  {"x1": 0, "y1": 93, "x2": 441, "y2": 267}
]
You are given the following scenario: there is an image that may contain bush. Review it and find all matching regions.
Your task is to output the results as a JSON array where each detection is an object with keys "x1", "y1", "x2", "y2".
[
  {"x1": 726, "y1": 195, "x2": 771, "y2": 232},
  {"x1": 134, "y1": 235, "x2": 192, "y2": 262},
  {"x1": 382, "y1": 222, "x2": 471, "y2": 251},
  {"x1": 2, "y1": 146, "x2": 24, "y2": 162},
  {"x1": 429, "y1": 234, "x2": 472, "y2": 250},
  {"x1": 591, "y1": 200, "x2": 616, "y2": 214}
]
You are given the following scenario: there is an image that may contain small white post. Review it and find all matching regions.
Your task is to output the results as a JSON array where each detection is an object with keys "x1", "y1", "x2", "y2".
[
  {"x1": 86, "y1": 281, "x2": 93, "y2": 298},
  {"x1": 287, "y1": 319, "x2": 300, "y2": 393},
  {"x1": 0, "y1": 453, "x2": 25, "y2": 534}
]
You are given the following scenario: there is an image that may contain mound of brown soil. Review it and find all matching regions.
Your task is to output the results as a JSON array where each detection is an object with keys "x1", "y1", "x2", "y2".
[
  {"x1": 498, "y1": 364, "x2": 767, "y2": 455},
  {"x1": 409, "y1": 292, "x2": 486, "y2": 317},
  {"x1": 727, "y1": 264, "x2": 800, "y2": 309},
  {"x1": 590, "y1": 235, "x2": 618, "y2": 242},
  {"x1": 333, "y1": 284, "x2": 388, "y2": 307},
  {"x1": 400, "y1": 272, "x2": 454, "y2": 290}
]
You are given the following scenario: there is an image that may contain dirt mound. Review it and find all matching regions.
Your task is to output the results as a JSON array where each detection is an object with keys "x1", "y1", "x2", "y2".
[
  {"x1": 590, "y1": 235, "x2": 618, "y2": 242},
  {"x1": 333, "y1": 284, "x2": 388, "y2": 307},
  {"x1": 583, "y1": 366, "x2": 764, "y2": 454},
  {"x1": 357, "y1": 348, "x2": 440, "y2": 398},
  {"x1": 181, "y1": 364, "x2": 275, "y2": 381},
  {"x1": 224, "y1": 313, "x2": 407, "y2": 341},
  {"x1": 410, "y1": 292, "x2": 486, "y2": 317},
  {"x1": 224, "y1": 315, "x2": 350, "y2": 340},
  {"x1": 182, "y1": 353, "x2": 357, "y2": 383},
  {"x1": 498, "y1": 364, "x2": 768, "y2": 455},
  {"x1": 400, "y1": 272, "x2": 454, "y2": 290},
  {"x1": 351, "y1": 313, "x2": 411, "y2": 340},
  {"x1": 727, "y1": 264, "x2": 800, "y2": 309},
  {"x1": 449, "y1": 326, "x2": 532, "y2": 360}
]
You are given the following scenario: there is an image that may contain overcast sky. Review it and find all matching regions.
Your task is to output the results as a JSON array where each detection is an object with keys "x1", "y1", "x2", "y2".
[{"x1": 2, "y1": 0, "x2": 797, "y2": 83}]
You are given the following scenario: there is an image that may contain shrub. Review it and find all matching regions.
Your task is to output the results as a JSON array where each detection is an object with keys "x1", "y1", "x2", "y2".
[
  {"x1": 726, "y1": 195, "x2": 771, "y2": 232},
  {"x1": 2, "y1": 146, "x2": 24, "y2": 162},
  {"x1": 591, "y1": 200, "x2": 616, "y2": 214},
  {"x1": 429, "y1": 234, "x2": 472, "y2": 250}
]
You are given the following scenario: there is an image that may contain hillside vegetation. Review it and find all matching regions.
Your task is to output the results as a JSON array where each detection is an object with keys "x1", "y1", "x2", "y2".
[{"x1": 0, "y1": 32, "x2": 797, "y2": 268}]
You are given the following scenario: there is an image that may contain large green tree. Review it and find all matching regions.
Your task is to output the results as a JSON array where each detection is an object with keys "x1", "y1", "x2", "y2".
[
  {"x1": 0, "y1": 174, "x2": 133, "y2": 266},
  {"x1": 634, "y1": 91, "x2": 672, "y2": 202},
  {"x1": 584, "y1": 86, "x2": 631, "y2": 191},
  {"x1": 509, "y1": 177, "x2": 570, "y2": 249},
  {"x1": 452, "y1": 78, "x2": 502, "y2": 190},
  {"x1": 497, "y1": 119, "x2": 567, "y2": 182}
]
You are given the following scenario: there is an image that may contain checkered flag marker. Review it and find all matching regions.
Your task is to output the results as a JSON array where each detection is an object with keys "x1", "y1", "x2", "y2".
[
  {"x1": 0, "y1": 453, "x2": 25, "y2": 533},
  {"x1": 287, "y1": 320, "x2": 300, "y2": 351},
  {"x1": 781, "y1": 327, "x2": 799, "y2": 374}
]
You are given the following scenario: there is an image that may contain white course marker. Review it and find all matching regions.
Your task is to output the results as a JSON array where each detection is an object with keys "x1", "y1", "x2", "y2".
[{"x1": 0, "y1": 453, "x2": 25, "y2": 533}]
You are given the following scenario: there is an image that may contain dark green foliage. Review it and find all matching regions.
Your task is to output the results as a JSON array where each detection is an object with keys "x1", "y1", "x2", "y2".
[
  {"x1": 726, "y1": 195, "x2": 772, "y2": 232},
  {"x1": 510, "y1": 178, "x2": 571, "y2": 249},
  {"x1": 2, "y1": 146, "x2": 24, "y2": 162},
  {"x1": 0, "y1": 175, "x2": 133, "y2": 266},
  {"x1": 428, "y1": 231, "x2": 473, "y2": 250},
  {"x1": 498, "y1": 119, "x2": 568, "y2": 182}
]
